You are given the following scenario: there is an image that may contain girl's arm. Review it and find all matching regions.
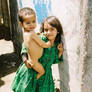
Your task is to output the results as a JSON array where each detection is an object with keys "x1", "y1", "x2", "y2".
[
  {"x1": 53, "y1": 44, "x2": 63, "y2": 64},
  {"x1": 57, "y1": 43, "x2": 63, "y2": 58},
  {"x1": 31, "y1": 32, "x2": 51, "y2": 48}
]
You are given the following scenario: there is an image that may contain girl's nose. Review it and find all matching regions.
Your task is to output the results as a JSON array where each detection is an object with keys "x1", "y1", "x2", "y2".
[{"x1": 30, "y1": 23, "x2": 34, "y2": 26}]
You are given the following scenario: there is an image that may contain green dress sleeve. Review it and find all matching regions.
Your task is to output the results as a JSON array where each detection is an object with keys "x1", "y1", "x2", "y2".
[
  {"x1": 53, "y1": 47, "x2": 63, "y2": 64},
  {"x1": 39, "y1": 34, "x2": 48, "y2": 42},
  {"x1": 40, "y1": 35, "x2": 63, "y2": 64},
  {"x1": 21, "y1": 42, "x2": 28, "y2": 54}
]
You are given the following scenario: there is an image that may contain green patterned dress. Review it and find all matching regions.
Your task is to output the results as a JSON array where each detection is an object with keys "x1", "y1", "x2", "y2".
[{"x1": 11, "y1": 35, "x2": 63, "y2": 92}]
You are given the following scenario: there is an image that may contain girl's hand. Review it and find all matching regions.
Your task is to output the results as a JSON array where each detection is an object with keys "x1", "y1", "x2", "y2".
[
  {"x1": 57, "y1": 43, "x2": 63, "y2": 53},
  {"x1": 57, "y1": 43, "x2": 63, "y2": 58}
]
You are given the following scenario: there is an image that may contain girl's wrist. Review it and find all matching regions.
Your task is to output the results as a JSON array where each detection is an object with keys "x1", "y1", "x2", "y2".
[
  {"x1": 59, "y1": 51, "x2": 63, "y2": 55},
  {"x1": 59, "y1": 52, "x2": 62, "y2": 58}
]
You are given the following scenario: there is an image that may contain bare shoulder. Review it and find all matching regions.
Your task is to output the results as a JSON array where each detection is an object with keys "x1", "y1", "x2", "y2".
[{"x1": 30, "y1": 31, "x2": 36, "y2": 36}]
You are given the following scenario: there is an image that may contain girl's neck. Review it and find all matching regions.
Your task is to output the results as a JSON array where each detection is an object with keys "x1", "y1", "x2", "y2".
[{"x1": 49, "y1": 40, "x2": 55, "y2": 46}]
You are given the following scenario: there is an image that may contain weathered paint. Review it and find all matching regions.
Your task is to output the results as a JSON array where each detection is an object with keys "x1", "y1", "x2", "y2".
[
  {"x1": 19, "y1": 0, "x2": 23, "y2": 8},
  {"x1": 33, "y1": 0, "x2": 51, "y2": 23}
]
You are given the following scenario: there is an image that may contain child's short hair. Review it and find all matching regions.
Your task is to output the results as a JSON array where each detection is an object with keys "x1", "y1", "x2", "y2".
[{"x1": 18, "y1": 7, "x2": 35, "y2": 23}]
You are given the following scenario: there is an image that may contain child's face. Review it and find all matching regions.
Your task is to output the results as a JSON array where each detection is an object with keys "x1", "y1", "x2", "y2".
[
  {"x1": 44, "y1": 22, "x2": 58, "y2": 41},
  {"x1": 22, "y1": 14, "x2": 36, "y2": 32}
]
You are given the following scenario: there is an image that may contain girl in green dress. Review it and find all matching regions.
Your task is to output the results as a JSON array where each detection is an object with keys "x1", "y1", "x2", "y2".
[{"x1": 11, "y1": 16, "x2": 63, "y2": 92}]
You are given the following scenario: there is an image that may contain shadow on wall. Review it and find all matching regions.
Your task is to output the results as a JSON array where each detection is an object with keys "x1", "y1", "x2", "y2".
[{"x1": 58, "y1": 37, "x2": 70, "y2": 92}]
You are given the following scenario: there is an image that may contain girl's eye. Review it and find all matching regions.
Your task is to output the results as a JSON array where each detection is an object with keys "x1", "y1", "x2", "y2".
[
  {"x1": 44, "y1": 29, "x2": 48, "y2": 31},
  {"x1": 50, "y1": 30, "x2": 54, "y2": 32},
  {"x1": 50, "y1": 28, "x2": 54, "y2": 31}
]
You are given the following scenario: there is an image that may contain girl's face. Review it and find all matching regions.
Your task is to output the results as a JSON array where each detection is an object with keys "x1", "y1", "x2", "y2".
[
  {"x1": 44, "y1": 22, "x2": 58, "y2": 41},
  {"x1": 22, "y1": 14, "x2": 37, "y2": 32}
]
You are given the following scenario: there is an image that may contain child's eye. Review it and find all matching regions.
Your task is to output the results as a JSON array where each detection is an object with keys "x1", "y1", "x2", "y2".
[
  {"x1": 32, "y1": 20, "x2": 36, "y2": 23},
  {"x1": 26, "y1": 22, "x2": 30, "y2": 24}
]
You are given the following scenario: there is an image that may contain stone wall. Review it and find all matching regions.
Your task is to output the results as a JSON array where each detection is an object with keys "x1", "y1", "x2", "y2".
[{"x1": 81, "y1": 0, "x2": 92, "y2": 92}]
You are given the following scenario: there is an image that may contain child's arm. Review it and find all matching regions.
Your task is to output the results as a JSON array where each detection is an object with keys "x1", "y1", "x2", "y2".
[
  {"x1": 22, "y1": 53, "x2": 32, "y2": 68},
  {"x1": 21, "y1": 53, "x2": 28, "y2": 62},
  {"x1": 21, "y1": 43, "x2": 31, "y2": 68},
  {"x1": 31, "y1": 32, "x2": 51, "y2": 48}
]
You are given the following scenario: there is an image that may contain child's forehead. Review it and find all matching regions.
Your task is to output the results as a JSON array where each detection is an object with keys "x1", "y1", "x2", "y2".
[{"x1": 23, "y1": 14, "x2": 36, "y2": 20}]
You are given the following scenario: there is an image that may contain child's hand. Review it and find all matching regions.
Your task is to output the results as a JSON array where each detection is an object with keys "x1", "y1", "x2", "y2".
[
  {"x1": 43, "y1": 32, "x2": 47, "y2": 37},
  {"x1": 57, "y1": 43, "x2": 63, "y2": 54},
  {"x1": 46, "y1": 41, "x2": 51, "y2": 47},
  {"x1": 24, "y1": 60, "x2": 32, "y2": 68}
]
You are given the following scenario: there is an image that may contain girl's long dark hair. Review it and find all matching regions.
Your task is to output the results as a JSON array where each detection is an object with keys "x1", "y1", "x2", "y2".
[{"x1": 40, "y1": 16, "x2": 63, "y2": 44}]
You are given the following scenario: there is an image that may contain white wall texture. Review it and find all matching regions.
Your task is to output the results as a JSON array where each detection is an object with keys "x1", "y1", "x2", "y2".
[
  {"x1": 52, "y1": 0, "x2": 92, "y2": 92},
  {"x1": 81, "y1": 0, "x2": 92, "y2": 92},
  {"x1": 52, "y1": 0, "x2": 81, "y2": 92}
]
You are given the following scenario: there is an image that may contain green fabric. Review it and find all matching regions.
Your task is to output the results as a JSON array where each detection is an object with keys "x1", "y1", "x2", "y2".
[
  {"x1": 21, "y1": 42, "x2": 28, "y2": 54},
  {"x1": 11, "y1": 35, "x2": 63, "y2": 92}
]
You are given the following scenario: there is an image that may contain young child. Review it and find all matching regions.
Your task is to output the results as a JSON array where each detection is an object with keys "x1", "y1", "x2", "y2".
[{"x1": 18, "y1": 7, "x2": 51, "y2": 80}]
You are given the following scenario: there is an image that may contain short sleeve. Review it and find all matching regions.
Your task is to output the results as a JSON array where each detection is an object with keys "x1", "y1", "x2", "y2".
[
  {"x1": 53, "y1": 48, "x2": 63, "y2": 64},
  {"x1": 21, "y1": 42, "x2": 28, "y2": 54},
  {"x1": 39, "y1": 34, "x2": 48, "y2": 42}
]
